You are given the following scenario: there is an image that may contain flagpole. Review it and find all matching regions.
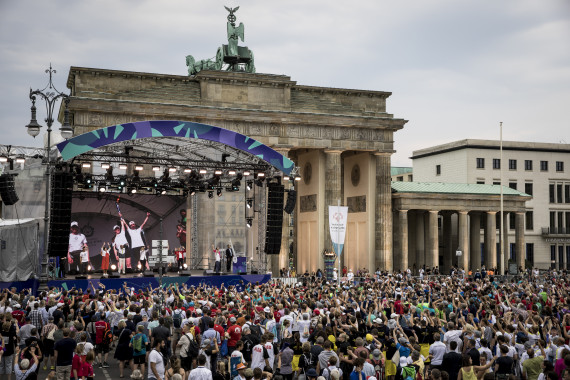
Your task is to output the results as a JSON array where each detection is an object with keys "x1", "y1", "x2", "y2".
[
  {"x1": 337, "y1": 199, "x2": 341, "y2": 285},
  {"x1": 499, "y1": 122, "x2": 504, "y2": 276}
]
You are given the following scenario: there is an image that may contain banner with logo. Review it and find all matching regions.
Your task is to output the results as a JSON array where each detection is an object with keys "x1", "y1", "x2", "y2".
[{"x1": 329, "y1": 205, "x2": 348, "y2": 258}]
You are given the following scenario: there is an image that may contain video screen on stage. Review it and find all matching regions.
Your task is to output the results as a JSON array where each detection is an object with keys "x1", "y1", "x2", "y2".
[{"x1": 66, "y1": 189, "x2": 248, "y2": 276}]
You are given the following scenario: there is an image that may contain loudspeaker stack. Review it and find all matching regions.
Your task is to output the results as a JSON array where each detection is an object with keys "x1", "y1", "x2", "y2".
[
  {"x1": 264, "y1": 183, "x2": 284, "y2": 255},
  {"x1": 48, "y1": 172, "x2": 74, "y2": 257}
]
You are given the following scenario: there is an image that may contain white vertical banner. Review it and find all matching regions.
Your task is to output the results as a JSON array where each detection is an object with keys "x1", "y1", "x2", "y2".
[{"x1": 329, "y1": 205, "x2": 348, "y2": 257}]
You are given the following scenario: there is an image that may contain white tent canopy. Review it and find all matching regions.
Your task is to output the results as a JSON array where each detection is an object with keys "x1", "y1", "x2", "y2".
[{"x1": 0, "y1": 218, "x2": 40, "y2": 282}]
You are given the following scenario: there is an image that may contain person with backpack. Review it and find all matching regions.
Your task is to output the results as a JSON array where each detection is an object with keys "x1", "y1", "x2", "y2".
[
  {"x1": 178, "y1": 323, "x2": 200, "y2": 373},
  {"x1": 241, "y1": 325, "x2": 259, "y2": 365},
  {"x1": 367, "y1": 349, "x2": 383, "y2": 380},
  {"x1": 94, "y1": 315, "x2": 111, "y2": 369},
  {"x1": 172, "y1": 305, "x2": 185, "y2": 354},
  {"x1": 130, "y1": 325, "x2": 148, "y2": 376}
]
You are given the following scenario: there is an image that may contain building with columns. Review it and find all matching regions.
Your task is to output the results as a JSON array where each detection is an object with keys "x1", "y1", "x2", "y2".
[
  {"x1": 63, "y1": 67, "x2": 407, "y2": 274},
  {"x1": 411, "y1": 139, "x2": 570, "y2": 270}
]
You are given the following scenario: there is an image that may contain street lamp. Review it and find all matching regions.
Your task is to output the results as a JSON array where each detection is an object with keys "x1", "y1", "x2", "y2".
[{"x1": 26, "y1": 65, "x2": 72, "y2": 290}]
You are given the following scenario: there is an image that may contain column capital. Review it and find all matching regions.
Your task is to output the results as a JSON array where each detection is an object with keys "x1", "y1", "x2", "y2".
[
  {"x1": 324, "y1": 149, "x2": 343, "y2": 155},
  {"x1": 428, "y1": 210, "x2": 439, "y2": 215},
  {"x1": 458, "y1": 210, "x2": 469, "y2": 215},
  {"x1": 373, "y1": 151, "x2": 393, "y2": 157},
  {"x1": 487, "y1": 211, "x2": 498, "y2": 215}
]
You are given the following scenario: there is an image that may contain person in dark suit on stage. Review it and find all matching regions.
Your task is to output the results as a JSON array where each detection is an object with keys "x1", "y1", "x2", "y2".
[{"x1": 225, "y1": 244, "x2": 234, "y2": 272}]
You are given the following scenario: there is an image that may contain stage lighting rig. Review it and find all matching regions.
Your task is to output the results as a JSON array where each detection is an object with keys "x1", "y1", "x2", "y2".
[
  {"x1": 246, "y1": 181, "x2": 253, "y2": 191},
  {"x1": 246, "y1": 218, "x2": 252, "y2": 228},
  {"x1": 246, "y1": 199, "x2": 253, "y2": 209},
  {"x1": 160, "y1": 169, "x2": 170, "y2": 184},
  {"x1": 208, "y1": 190, "x2": 214, "y2": 198},
  {"x1": 216, "y1": 187, "x2": 223, "y2": 197}
]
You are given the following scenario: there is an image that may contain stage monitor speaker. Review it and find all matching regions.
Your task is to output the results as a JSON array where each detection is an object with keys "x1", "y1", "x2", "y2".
[
  {"x1": 251, "y1": 270, "x2": 259, "y2": 274},
  {"x1": 75, "y1": 275, "x2": 87, "y2": 280},
  {"x1": 264, "y1": 183, "x2": 284, "y2": 255},
  {"x1": 143, "y1": 271, "x2": 155, "y2": 277},
  {"x1": 179, "y1": 270, "x2": 192, "y2": 276},
  {"x1": 0, "y1": 174, "x2": 19, "y2": 206},
  {"x1": 48, "y1": 172, "x2": 74, "y2": 257},
  {"x1": 284, "y1": 189, "x2": 297, "y2": 214},
  {"x1": 203, "y1": 270, "x2": 214, "y2": 276},
  {"x1": 109, "y1": 273, "x2": 121, "y2": 278}
]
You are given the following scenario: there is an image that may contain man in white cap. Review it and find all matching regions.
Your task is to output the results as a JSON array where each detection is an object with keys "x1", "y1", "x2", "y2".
[
  {"x1": 68, "y1": 221, "x2": 88, "y2": 275},
  {"x1": 333, "y1": 268, "x2": 338, "y2": 281},
  {"x1": 119, "y1": 211, "x2": 150, "y2": 272},
  {"x1": 112, "y1": 223, "x2": 129, "y2": 273}
]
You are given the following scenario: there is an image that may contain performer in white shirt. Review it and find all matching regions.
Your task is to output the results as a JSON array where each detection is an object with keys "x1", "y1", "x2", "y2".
[
  {"x1": 79, "y1": 246, "x2": 90, "y2": 275},
  {"x1": 212, "y1": 245, "x2": 221, "y2": 273},
  {"x1": 119, "y1": 211, "x2": 150, "y2": 271},
  {"x1": 139, "y1": 246, "x2": 149, "y2": 273},
  {"x1": 68, "y1": 221, "x2": 88, "y2": 275}
]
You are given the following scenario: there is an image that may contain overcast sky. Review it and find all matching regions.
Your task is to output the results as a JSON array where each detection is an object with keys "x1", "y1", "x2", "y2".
[{"x1": 1, "y1": 0, "x2": 568, "y2": 166}]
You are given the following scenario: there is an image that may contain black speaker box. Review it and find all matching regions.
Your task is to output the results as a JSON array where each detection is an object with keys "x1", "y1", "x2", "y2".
[
  {"x1": 75, "y1": 275, "x2": 87, "y2": 280},
  {"x1": 179, "y1": 270, "x2": 192, "y2": 276},
  {"x1": 143, "y1": 271, "x2": 155, "y2": 277},
  {"x1": 109, "y1": 273, "x2": 121, "y2": 278},
  {"x1": 0, "y1": 174, "x2": 19, "y2": 206},
  {"x1": 48, "y1": 172, "x2": 73, "y2": 257},
  {"x1": 264, "y1": 183, "x2": 284, "y2": 254}
]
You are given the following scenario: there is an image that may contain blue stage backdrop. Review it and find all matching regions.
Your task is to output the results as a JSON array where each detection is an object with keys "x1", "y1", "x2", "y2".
[{"x1": 0, "y1": 274, "x2": 270, "y2": 295}]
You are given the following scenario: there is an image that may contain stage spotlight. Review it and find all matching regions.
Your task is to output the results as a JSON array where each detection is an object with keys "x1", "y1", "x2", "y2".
[
  {"x1": 255, "y1": 178, "x2": 264, "y2": 187},
  {"x1": 87, "y1": 264, "x2": 92, "y2": 271},
  {"x1": 161, "y1": 189, "x2": 167, "y2": 195},
  {"x1": 135, "y1": 165, "x2": 144, "y2": 171},
  {"x1": 84, "y1": 175, "x2": 93, "y2": 188},
  {"x1": 246, "y1": 218, "x2": 252, "y2": 228},
  {"x1": 15, "y1": 157, "x2": 26, "y2": 164},
  {"x1": 152, "y1": 166, "x2": 160, "y2": 171},
  {"x1": 246, "y1": 181, "x2": 253, "y2": 191},
  {"x1": 208, "y1": 190, "x2": 214, "y2": 198},
  {"x1": 231, "y1": 178, "x2": 241, "y2": 191},
  {"x1": 228, "y1": 170, "x2": 236, "y2": 176},
  {"x1": 294, "y1": 175, "x2": 301, "y2": 181},
  {"x1": 183, "y1": 263, "x2": 188, "y2": 269},
  {"x1": 0, "y1": 156, "x2": 8, "y2": 163},
  {"x1": 137, "y1": 263, "x2": 142, "y2": 270},
  {"x1": 199, "y1": 169, "x2": 207, "y2": 174},
  {"x1": 243, "y1": 170, "x2": 251, "y2": 176},
  {"x1": 98, "y1": 183, "x2": 107, "y2": 192},
  {"x1": 119, "y1": 164, "x2": 127, "y2": 170},
  {"x1": 101, "y1": 163, "x2": 110, "y2": 169},
  {"x1": 105, "y1": 166, "x2": 114, "y2": 181},
  {"x1": 217, "y1": 187, "x2": 222, "y2": 197},
  {"x1": 81, "y1": 163, "x2": 91, "y2": 168},
  {"x1": 129, "y1": 187, "x2": 137, "y2": 194},
  {"x1": 199, "y1": 184, "x2": 206, "y2": 193},
  {"x1": 257, "y1": 172, "x2": 265, "y2": 178},
  {"x1": 189, "y1": 187, "x2": 196, "y2": 196},
  {"x1": 168, "y1": 167, "x2": 177, "y2": 173},
  {"x1": 111, "y1": 264, "x2": 117, "y2": 271},
  {"x1": 214, "y1": 169, "x2": 222, "y2": 176},
  {"x1": 183, "y1": 168, "x2": 192, "y2": 173},
  {"x1": 206, "y1": 176, "x2": 219, "y2": 189},
  {"x1": 283, "y1": 175, "x2": 290, "y2": 181},
  {"x1": 246, "y1": 199, "x2": 253, "y2": 209},
  {"x1": 132, "y1": 170, "x2": 140, "y2": 183}
]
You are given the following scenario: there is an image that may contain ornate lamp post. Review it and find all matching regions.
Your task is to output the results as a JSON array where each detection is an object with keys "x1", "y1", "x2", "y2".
[{"x1": 26, "y1": 65, "x2": 72, "y2": 289}]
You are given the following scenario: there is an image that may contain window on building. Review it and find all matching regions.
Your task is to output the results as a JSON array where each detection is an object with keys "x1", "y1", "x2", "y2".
[
  {"x1": 436, "y1": 165, "x2": 441, "y2": 175},
  {"x1": 556, "y1": 161, "x2": 564, "y2": 172},
  {"x1": 566, "y1": 184, "x2": 570, "y2": 203},
  {"x1": 550, "y1": 184, "x2": 555, "y2": 203},
  {"x1": 525, "y1": 160, "x2": 533, "y2": 171},
  {"x1": 551, "y1": 245, "x2": 556, "y2": 268},
  {"x1": 509, "y1": 182, "x2": 517, "y2": 190},
  {"x1": 525, "y1": 211, "x2": 533, "y2": 230},
  {"x1": 550, "y1": 211, "x2": 556, "y2": 230},
  {"x1": 493, "y1": 181, "x2": 500, "y2": 185},
  {"x1": 541, "y1": 161, "x2": 548, "y2": 171},
  {"x1": 476, "y1": 158, "x2": 485, "y2": 169},
  {"x1": 526, "y1": 243, "x2": 534, "y2": 265},
  {"x1": 525, "y1": 182, "x2": 533, "y2": 196},
  {"x1": 476, "y1": 180, "x2": 485, "y2": 184},
  {"x1": 567, "y1": 246, "x2": 570, "y2": 270},
  {"x1": 493, "y1": 159, "x2": 501, "y2": 169},
  {"x1": 510, "y1": 243, "x2": 516, "y2": 260},
  {"x1": 566, "y1": 212, "x2": 570, "y2": 234},
  {"x1": 408, "y1": 175, "x2": 413, "y2": 181},
  {"x1": 558, "y1": 212, "x2": 564, "y2": 234},
  {"x1": 397, "y1": 176, "x2": 403, "y2": 181},
  {"x1": 560, "y1": 246, "x2": 565, "y2": 270},
  {"x1": 558, "y1": 184, "x2": 563, "y2": 203},
  {"x1": 509, "y1": 213, "x2": 515, "y2": 230},
  {"x1": 509, "y1": 159, "x2": 517, "y2": 170}
]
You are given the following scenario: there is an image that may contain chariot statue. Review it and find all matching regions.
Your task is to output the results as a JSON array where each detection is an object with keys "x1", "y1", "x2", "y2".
[{"x1": 186, "y1": 6, "x2": 255, "y2": 76}]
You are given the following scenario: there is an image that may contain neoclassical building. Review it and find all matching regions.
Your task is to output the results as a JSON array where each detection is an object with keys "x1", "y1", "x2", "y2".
[{"x1": 64, "y1": 67, "x2": 407, "y2": 273}]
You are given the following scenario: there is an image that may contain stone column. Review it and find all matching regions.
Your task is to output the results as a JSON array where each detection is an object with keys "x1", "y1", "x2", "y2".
[
  {"x1": 470, "y1": 212, "x2": 481, "y2": 271},
  {"x1": 397, "y1": 210, "x2": 409, "y2": 271},
  {"x1": 375, "y1": 153, "x2": 393, "y2": 271},
  {"x1": 458, "y1": 211, "x2": 469, "y2": 269},
  {"x1": 324, "y1": 150, "x2": 343, "y2": 255},
  {"x1": 485, "y1": 211, "x2": 497, "y2": 270},
  {"x1": 415, "y1": 211, "x2": 425, "y2": 273},
  {"x1": 408, "y1": 212, "x2": 417, "y2": 270},
  {"x1": 426, "y1": 210, "x2": 439, "y2": 269},
  {"x1": 502, "y1": 213, "x2": 509, "y2": 275},
  {"x1": 515, "y1": 212, "x2": 525, "y2": 270},
  {"x1": 443, "y1": 212, "x2": 453, "y2": 273}
]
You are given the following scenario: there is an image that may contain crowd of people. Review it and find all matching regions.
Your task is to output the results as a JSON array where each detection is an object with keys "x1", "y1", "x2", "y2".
[{"x1": 0, "y1": 268, "x2": 569, "y2": 380}]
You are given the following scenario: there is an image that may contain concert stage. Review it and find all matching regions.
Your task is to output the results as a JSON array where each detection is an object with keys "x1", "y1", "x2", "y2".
[{"x1": 0, "y1": 273, "x2": 271, "y2": 294}]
